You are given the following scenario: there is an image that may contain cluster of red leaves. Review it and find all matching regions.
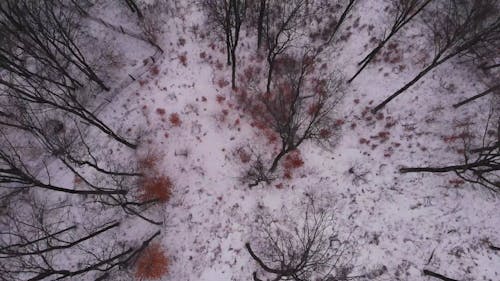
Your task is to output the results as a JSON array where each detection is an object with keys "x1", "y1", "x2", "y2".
[
  {"x1": 135, "y1": 243, "x2": 169, "y2": 280},
  {"x1": 283, "y1": 151, "x2": 304, "y2": 169},
  {"x1": 449, "y1": 178, "x2": 465, "y2": 187},
  {"x1": 217, "y1": 78, "x2": 229, "y2": 88},
  {"x1": 374, "y1": 42, "x2": 402, "y2": 64},
  {"x1": 308, "y1": 103, "x2": 320, "y2": 116},
  {"x1": 238, "y1": 149, "x2": 251, "y2": 163},
  {"x1": 156, "y1": 108, "x2": 166, "y2": 116},
  {"x1": 139, "y1": 175, "x2": 173, "y2": 203},
  {"x1": 138, "y1": 153, "x2": 161, "y2": 171},
  {"x1": 169, "y1": 113, "x2": 182, "y2": 127},
  {"x1": 73, "y1": 175, "x2": 83, "y2": 185},
  {"x1": 137, "y1": 152, "x2": 172, "y2": 203},
  {"x1": 311, "y1": 78, "x2": 327, "y2": 96},
  {"x1": 319, "y1": 129, "x2": 331, "y2": 138},
  {"x1": 215, "y1": 60, "x2": 224, "y2": 70},
  {"x1": 442, "y1": 132, "x2": 472, "y2": 143},
  {"x1": 178, "y1": 54, "x2": 188, "y2": 66},
  {"x1": 250, "y1": 121, "x2": 278, "y2": 144},
  {"x1": 282, "y1": 150, "x2": 304, "y2": 179},
  {"x1": 150, "y1": 65, "x2": 160, "y2": 76},
  {"x1": 216, "y1": 95, "x2": 226, "y2": 104}
]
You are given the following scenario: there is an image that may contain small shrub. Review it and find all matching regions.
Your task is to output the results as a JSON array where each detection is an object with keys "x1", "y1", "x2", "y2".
[
  {"x1": 215, "y1": 60, "x2": 224, "y2": 70},
  {"x1": 178, "y1": 54, "x2": 188, "y2": 66},
  {"x1": 217, "y1": 78, "x2": 229, "y2": 88},
  {"x1": 135, "y1": 243, "x2": 169, "y2": 280},
  {"x1": 169, "y1": 113, "x2": 181, "y2": 127},
  {"x1": 319, "y1": 128, "x2": 331, "y2": 138},
  {"x1": 150, "y1": 65, "x2": 160, "y2": 76},
  {"x1": 138, "y1": 153, "x2": 161, "y2": 171},
  {"x1": 216, "y1": 95, "x2": 226, "y2": 104},
  {"x1": 73, "y1": 175, "x2": 83, "y2": 185},
  {"x1": 239, "y1": 149, "x2": 251, "y2": 163},
  {"x1": 283, "y1": 151, "x2": 304, "y2": 170},
  {"x1": 156, "y1": 108, "x2": 166, "y2": 115},
  {"x1": 139, "y1": 175, "x2": 173, "y2": 203}
]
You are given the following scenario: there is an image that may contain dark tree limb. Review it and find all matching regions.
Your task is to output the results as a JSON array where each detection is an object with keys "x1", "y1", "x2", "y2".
[
  {"x1": 422, "y1": 269, "x2": 459, "y2": 281},
  {"x1": 452, "y1": 84, "x2": 500, "y2": 108}
]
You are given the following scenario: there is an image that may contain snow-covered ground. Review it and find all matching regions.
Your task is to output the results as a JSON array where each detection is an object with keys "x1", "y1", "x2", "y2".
[{"x1": 81, "y1": 1, "x2": 499, "y2": 280}]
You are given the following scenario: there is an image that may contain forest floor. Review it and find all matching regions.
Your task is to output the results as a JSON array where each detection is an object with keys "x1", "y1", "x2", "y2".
[{"x1": 89, "y1": 1, "x2": 499, "y2": 280}]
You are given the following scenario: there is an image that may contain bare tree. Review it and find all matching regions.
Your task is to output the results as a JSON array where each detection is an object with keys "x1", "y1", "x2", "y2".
[
  {"x1": 263, "y1": 0, "x2": 356, "y2": 93},
  {"x1": 246, "y1": 196, "x2": 385, "y2": 281},
  {"x1": 265, "y1": 54, "x2": 343, "y2": 173},
  {"x1": 0, "y1": 0, "x2": 137, "y2": 148},
  {"x1": 263, "y1": 0, "x2": 306, "y2": 93},
  {"x1": 452, "y1": 83, "x2": 500, "y2": 108},
  {"x1": 400, "y1": 110, "x2": 500, "y2": 192},
  {"x1": 202, "y1": 0, "x2": 247, "y2": 89},
  {"x1": 256, "y1": 0, "x2": 267, "y2": 50},
  {"x1": 372, "y1": 0, "x2": 500, "y2": 113},
  {"x1": 123, "y1": 0, "x2": 143, "y2": 18},
  {"x1": 349, "y1": 0, "x2": 434, "y2": 83},
  {"x1": 0, "y1": 197, "x2": 162, "y2": 281},
  {"x1": 0, "y1": 0, "x2": 109, "y2": 91}
]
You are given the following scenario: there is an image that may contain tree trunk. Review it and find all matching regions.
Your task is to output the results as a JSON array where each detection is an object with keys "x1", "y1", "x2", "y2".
[
  {"x1": 422, "y1": 269, "x2": 458, "y2": 281},
  {"x1": 348, "y1": 38, "x2": 388, "y2": 83},
  {"x1": 268, "y1": 148, "x2": 288, "y2": 173},
  {"x1": 124, "y1": 0, "x2": 143, "y2": 19},
  {"x1": 231, "y1": 50, "x2": 237, "y2": 89},
  {"x1": 400, "y1": 161, "x2": 491, "y2": 173},
  {"x1": 453, "y1": 84, "x2": 500, "y2": 108},
  {"x1": 371, "y1": 55, "x2": 450, "y2": 113},
  {"x1": 266, "y1": 56, "x2": 275, "y2": 93},
  {"x1": 257, "y1": 0, "x2": 266, "y2": 50}
]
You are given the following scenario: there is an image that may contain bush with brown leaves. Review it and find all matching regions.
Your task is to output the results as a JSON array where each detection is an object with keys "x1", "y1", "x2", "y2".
[{"x1": 135, "y1": 244, "x2": 169, "y2": 280}]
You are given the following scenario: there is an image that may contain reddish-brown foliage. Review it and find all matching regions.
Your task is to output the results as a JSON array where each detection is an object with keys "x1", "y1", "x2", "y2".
[
  {"x1": 156, "y1": 108, "x2": 166, "y2": 115},
  {"x1": 200, "y1": 51, "x2": 207, "y2": 59},
  {"x1": 238, "y1": 149, "x2": 251, "y2": 163},
  {"x1": 139, "y1": 79, "x2": 149, "y2": 87},
  {"x1": 283, "y1": 151, "x2": 304, "y2": 170},
  {"x1": 449, "y1": 178, "x2": 465, "y2": 186},
  {"x1": 139, "y1": 175, "x2": 173, "y2": 203},
  {"x1": 442, "y1": 132, "x2": 472, "y2": 143},
  {"x1": 216, "y1": 95, "x2": 226, "y2": 104},
  {"x1": 283, "y1": 170, "x2": 292, "y2": 179},
  {"x1": 73, "y1": 176, "x2": 83, "y2": 185},
  {"x1": 217, "y1": 78, "x2": 229, "y2": 88},
  {"x1": 138, "y1": 153, "x2": 161, "y2": 171},
  {"x1": 215, "y1": 60, "x2": 224, "y2": 70},
  {"x1": 334, "y1": 119, "x2": 345, "y2": 126},
  {"x1": 308, "y1": 103, "x2": 320, "y2": 116},
  {"x1": 135, "y1": 243, "x2": 169, "y2": 280},
  {"x1": 150, "y1": 65, "x2": 160, "y2": 76},
  {"x1": 319, "y1": 129, "x2": 331, "y2": 138},
  {"x1": 169, "y1": 113, "x2": 181, "y2": 127},
  {"x1": 178, "y1": 54, "x2": 188, "y2": 66}
]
